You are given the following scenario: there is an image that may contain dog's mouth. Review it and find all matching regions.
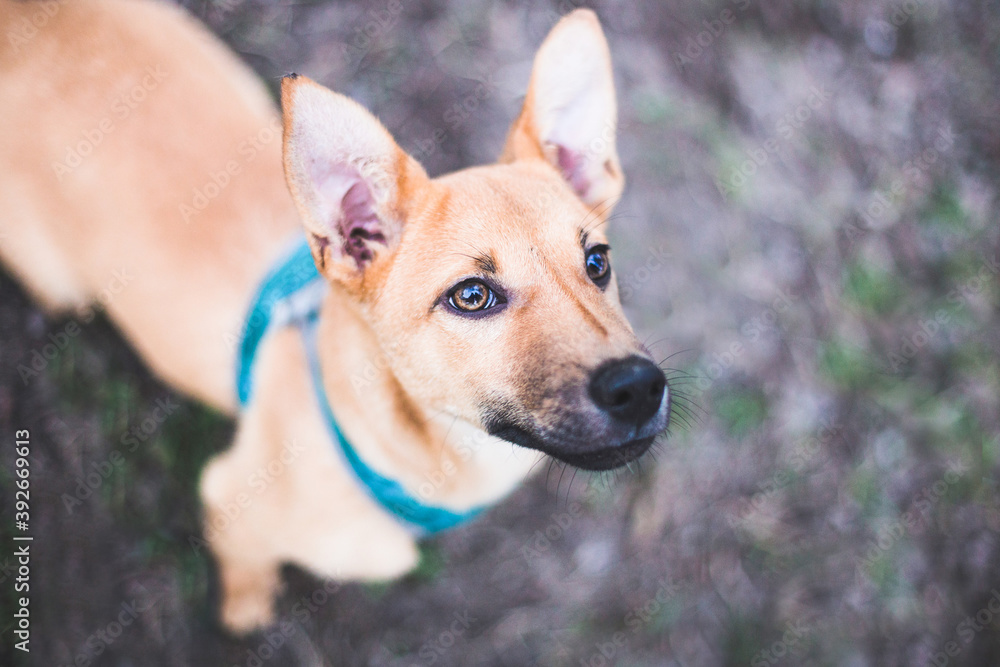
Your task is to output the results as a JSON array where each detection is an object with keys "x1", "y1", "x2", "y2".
[
  {"x1": 554, "y1": 436, "x2": 655, "y2": 471},
  {"x1": 485, "y1": 420, "x2": 657, "y2": 471}
]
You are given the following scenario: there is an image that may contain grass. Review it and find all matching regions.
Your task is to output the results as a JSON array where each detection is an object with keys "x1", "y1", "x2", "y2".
[
  {"x1": 714, "y1": 385, "x2": 769, "y2": 439},
  {"x1": 842, "y1": 260, "x2": 906, "y2": 316},
  {"x1": 44, "y1": 312, "x2": 234, "y2": 614},
  {"x1": 921, "y1": 184, "x2": 970, "y2": 233},
  {"x1": 817, "y1": 338, "x2": 886, "y2": 391}
]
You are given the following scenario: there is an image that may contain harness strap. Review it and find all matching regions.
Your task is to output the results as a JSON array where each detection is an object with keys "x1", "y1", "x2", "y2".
[
  {"x1": 237, "y1": 238, "x2": 320, "y2": 407},
  {"x1": 236, "y1": 237, "x2": 483, "y2": 535},
  {"x1": 299, "y1": 315, "x2": 482, "y2": 535}
]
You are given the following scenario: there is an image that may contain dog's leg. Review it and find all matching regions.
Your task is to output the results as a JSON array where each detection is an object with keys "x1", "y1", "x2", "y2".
[
  {"x1": 199, "y1": 328, "x2": 420, "y2": 632},
  {"x1": 200, "y1": 444, "x2": 285, "y2": 632},
  {"x1": 215, "y1": 548, "x2": 282, "y2": 633},
  {"x1": 202, "y1": 424, "x2": 421, "y2": 632}
]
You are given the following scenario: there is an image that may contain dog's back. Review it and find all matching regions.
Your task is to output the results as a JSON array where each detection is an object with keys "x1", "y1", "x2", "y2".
[{"x1": 0, "y1": 0, "x2": 299, "y2": 410}]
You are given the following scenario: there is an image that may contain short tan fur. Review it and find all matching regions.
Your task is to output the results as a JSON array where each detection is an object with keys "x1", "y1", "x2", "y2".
[{"x1": 0, "y1": 0, "x2": 668, "y2": 632}]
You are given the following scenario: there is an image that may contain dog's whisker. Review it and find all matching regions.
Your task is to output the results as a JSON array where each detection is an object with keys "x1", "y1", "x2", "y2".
[
  {"x1": 671, "y1": 415, "x2": 693, "y2": 431},
  {"x1": 671, "y1": 405, "x2": 704, "y2": 427},
  {"x1": 671, "y1": 394, "x2": 706, "y2": 416},
  {"x1": 671, "y1": 400, "x2": 701, "y2": 418},
  {"x1": 557, "y1": 459, "x2": 569, "y2": 498},
  {"x1": 644, "y1": 336, "x2": 675, "y2": 355},
  {"x1": 670, "y1": 396, "x2": 699, "y2": 414},
  {"x1": 529, "y1": 453, "x2": 549, "y2": 476},
  {"x1": 567, "y1": 468, "x2": 580, "y2": 504},
  {"x1": 659, "y1": 366, "x2": 697, "y2": 378},
  {"x1": 659, "y1": 349, "x2": 697, "y2": 363},
  {"x1": 671, "y1": 411, "x2": 696, "y2": 429}
]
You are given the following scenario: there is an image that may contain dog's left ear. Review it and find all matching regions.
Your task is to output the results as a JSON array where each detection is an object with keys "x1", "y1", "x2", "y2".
[
  {"x1": 281, "y1": 74, "x2": 429, "y2": 286},
  {"x1": 501, "y1": 9, "x2": 623, "y2": 210}
]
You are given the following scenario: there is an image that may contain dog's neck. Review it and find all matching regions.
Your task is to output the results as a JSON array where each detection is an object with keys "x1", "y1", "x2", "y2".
[{"x1": 313, "y1": 286, "x2": 540, "y2": 513}]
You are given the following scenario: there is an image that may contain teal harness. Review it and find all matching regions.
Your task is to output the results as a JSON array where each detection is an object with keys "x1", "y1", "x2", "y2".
[{"x1": 236, "y1": 237, "x2": 482, "y2": 535}]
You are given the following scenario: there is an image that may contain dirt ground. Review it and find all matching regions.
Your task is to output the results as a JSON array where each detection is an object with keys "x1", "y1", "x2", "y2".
[{"x1": 2, "y1": 0, "x2": 999, "y2": 665}]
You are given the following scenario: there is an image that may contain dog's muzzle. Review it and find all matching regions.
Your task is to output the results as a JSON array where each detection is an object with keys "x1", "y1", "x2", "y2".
[{"x1": 484, "y1": 356, "x2": 669, "y2": 471}]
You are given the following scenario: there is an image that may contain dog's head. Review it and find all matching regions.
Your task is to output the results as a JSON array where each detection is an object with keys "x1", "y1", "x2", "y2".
[{"x1": 281, "y1": 10, "x2": 669, "y2": 471}]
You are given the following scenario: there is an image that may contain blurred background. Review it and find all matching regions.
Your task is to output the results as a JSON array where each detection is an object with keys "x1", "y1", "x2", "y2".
[{"x1": 2, "y1": 0, "x2": 999, "y2": 665}]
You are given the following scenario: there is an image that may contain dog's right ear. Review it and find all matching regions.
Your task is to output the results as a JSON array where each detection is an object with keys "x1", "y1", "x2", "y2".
[
  {"x1": 500, "y1": 10, "x2": 623, "y2": 212},
  {"x1": 281, "y1": 74, "x2": 428, "y2": 288}
]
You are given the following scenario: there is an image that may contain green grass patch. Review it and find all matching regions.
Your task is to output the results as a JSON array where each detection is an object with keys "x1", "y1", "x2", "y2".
[
  {"x1": 848, "y1": 467, "x2": 884, "y2": 516},
  {"x1": 723, "y1": 613, "x2": 773, "y2": 665},
  {"x1": 642, "y1": 593, "x2": 684, "y2": 636},
  {"x1": 862, "y1": 550, "x2": 899, "y2": 596},
  {"x1": 634, "y1": 88, "x2": 673, "y2": 125},
  {"x1": 407, "y1": 542, "x2": 446, "y2": 584},
  {"x1": 714, "y1": 386, "x2": 769, "y2": 439},
  {"x1": 817, "y1": 339, "x2": 885, "y2": 391},
  {"x1": 921, "y1": 184, "x2": 969, "y2": 233},
  {"x1": 842, "y1": 261, "x2": 906, "y2": 315}
]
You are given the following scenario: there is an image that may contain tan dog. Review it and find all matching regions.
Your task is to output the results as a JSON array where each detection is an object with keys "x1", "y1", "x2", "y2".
[{"x1": 0, "y1": 0, "x2": 669, "y2": 632}]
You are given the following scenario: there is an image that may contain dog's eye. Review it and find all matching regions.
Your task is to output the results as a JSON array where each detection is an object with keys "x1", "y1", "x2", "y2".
[
  {"x1": 585, "y1": 245, "x2": 611, "y2": 287},
  {"x1": 448, "y1": 279, "x2": 498, "y2": 314}
]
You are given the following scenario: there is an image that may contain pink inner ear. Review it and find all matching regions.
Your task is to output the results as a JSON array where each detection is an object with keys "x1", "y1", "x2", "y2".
[
  {"x1": 340, "y1": 180, "x2": 385, "y2": 267},
  {"x1": 312, "y1": 163, "x2": 387, "y2": 269},
  {"x1": 557, "y1": 145, "x2": 592, "y2": 200}
]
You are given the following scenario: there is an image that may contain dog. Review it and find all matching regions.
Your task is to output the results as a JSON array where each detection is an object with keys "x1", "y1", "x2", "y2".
[{"x1": 0, "y1": 0, "x2": 670, "y2": 632}]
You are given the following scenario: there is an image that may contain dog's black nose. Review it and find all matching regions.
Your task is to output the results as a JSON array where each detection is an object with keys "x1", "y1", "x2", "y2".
[{"x1": 588, "y1": 356, "x2": 666, "y2": 425}]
